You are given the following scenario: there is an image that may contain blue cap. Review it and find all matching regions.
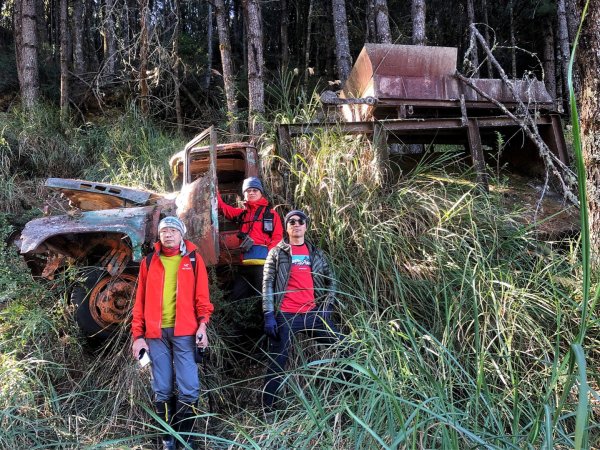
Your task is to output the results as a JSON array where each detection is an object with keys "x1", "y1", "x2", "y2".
[{"x1": 242, "y1": 177, "x2": 264, "y2": 194}]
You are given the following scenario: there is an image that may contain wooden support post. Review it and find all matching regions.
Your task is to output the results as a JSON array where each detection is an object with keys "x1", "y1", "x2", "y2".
[
  {"x1": 466, "y1": 118, "x2": 489, "y2": 192},
  {"x1": 373, "y1": 123, "x2": 389, "y2": 184},
  {"x1": 539, "y1": 114, "x2": 569, "y2": 165}
]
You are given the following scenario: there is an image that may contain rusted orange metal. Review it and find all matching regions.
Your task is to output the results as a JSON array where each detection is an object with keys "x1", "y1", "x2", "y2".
[
  {"x1": 340, "y1": 44, "x2": 554, "y2": 122},
  {"x1": 88, "y1": 273, "x2": 138, "y2": 327}
]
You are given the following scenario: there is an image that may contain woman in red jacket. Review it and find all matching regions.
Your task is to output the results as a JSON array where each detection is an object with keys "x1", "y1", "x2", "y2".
[
  {"x1": 131, "y1": 216, "x2": 213, "y2": 450},
  {"x1": 218, "y1": 177, "x2": 283, "y2": 335}
]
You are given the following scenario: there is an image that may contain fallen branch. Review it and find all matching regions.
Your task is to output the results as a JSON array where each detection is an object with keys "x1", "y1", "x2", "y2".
[{"x1": 456, "y1": 24, "x2": 579, "y2": 206}]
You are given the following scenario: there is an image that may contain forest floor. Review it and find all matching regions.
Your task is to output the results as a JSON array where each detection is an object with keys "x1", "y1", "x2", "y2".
[{"x1": 493, "y1": 172, "x2": 579, "y2": 238}]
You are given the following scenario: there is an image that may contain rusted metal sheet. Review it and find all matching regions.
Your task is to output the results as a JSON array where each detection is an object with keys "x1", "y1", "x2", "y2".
[
  {"x1": 343, "y1": 44, "x2": 458, "y2": 98},
  {"x1": 46, "y1": 178, "x2": 160, "y2": 210},
  {"x1": 19, "y1": 205, "x2": 157, "y2": 262},
  {"x1": 176, "y1": 127, "x2": 220, "y2": 266},
  {"x1": 339, "y1": 44, "x2": 555, "y2": 122},
  {"x1": 373, "y1": 76, "x2": 552, "y2": 105}
]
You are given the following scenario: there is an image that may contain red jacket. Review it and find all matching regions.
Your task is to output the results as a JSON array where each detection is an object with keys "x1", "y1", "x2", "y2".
[
  {"x1": 131, "y1": 240, "x2": 213, "y2": 340},
  {"x1": 217, "y1": 193, "x2": 283, "y2": 252}
]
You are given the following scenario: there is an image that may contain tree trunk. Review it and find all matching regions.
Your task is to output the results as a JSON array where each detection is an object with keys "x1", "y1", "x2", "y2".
[
  {"x1": 14, "y1": 0, "x2": 40, "y2": 110},
  {"x1": 139, "y1": 0, "x2": 149, "y2": 116},
  {"x1": 72, "y1": 0, "x2": 85, "y2": 75},
  {"x1": 331, "y1": 0, "x2": 352, "y2": 82},
  {"x1": 577, "y1": 0, "x2": 600, "y2": 261},
  {"x1": 173, "y1": 0, "x2": 183, "y2": 134},
  {"x1": 59, "y1": 0, "x2": 69, "y2": 118},
  {"x1": 204, "y1": 2, "x2": 213, "y2": 90},
  {"x1": 243, "y1": 0, "x2": 265, "y2": 140},
  {"x1": 466, "y1": 0, "x2": 479, "y2": 76},
  {"x1": 121, "y1": 0, "x2": 131, "y2": 64},
  {"x1": 411, "y1": 0, "x2": 426, "y2": 45},
  {"x1": 410, "y1": 0, "x2": 426, "y2": 154},
  {"x1": 374, "y1": 0, "x2": 391, "y2": 44},
  {"x1": 35, "y1": 0, "x2": 46, "y2": 48},
  {"x1": 304, "y1": 0, "x2": 314, "y2": 84},
  {"x1": 482, "y1": 0, "x2": 493, "y2": 77},
  {"x1": 566, "y1": 0, "x2": 581, "y2": 42},
  {"x1": 214, "y1": 0, "x2": 240, "y2": 138},
  {"x1": 85, "y1": 3, "x2": 100, "y2": 72},
  {"x1": 566, "y1": 0, "x2": 582, "y2": 102},
  {"x1": 102, "y1": 0, "x2": 117, "y2": 79},
  {"x1": 366, "y1": 0, "x2": 376, "y2": 42},
  {"x1": 542, "y1": 16, "x2": 557, "y2": 105},
  {"x1": 509, "y1": 0, "x2": 516, "y2": 77},
  {"x1": 280, "y1": 0, "x2": 289, "y2": 70},
  {"x1": 557, "y1": 0, "x2": 571, "y2": 110}
]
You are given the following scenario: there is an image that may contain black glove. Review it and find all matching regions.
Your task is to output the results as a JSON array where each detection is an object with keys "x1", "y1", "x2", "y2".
[{"x1": 264, "y1": 311, "x2": 278, "y2": 339}]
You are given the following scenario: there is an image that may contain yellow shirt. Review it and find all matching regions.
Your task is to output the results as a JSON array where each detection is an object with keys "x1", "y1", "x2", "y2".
[{"x1": 160, "y1": 254, "x2": 182, "y2": 328}]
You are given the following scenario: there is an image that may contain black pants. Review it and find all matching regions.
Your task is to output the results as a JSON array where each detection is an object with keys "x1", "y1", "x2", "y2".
[
  {"x1": 230, "y1": 265, "x2": 264, "y2": 303},
  {"x1": 262, "y1": 310, "x2": 346, "y2": 408},
  {"x1": 228, "y1": 265, "x2": 265, "y2": 343}
]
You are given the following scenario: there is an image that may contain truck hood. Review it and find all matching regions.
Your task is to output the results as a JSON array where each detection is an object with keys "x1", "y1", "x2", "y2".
[
  {"x1": 19, "y1": 205, "x2": 161, "y2": 262},
  {"x1": 45, "y1": 178, "x2": 163, "y2": 210}
]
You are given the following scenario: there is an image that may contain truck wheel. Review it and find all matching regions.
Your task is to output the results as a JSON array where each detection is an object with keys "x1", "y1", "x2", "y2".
[{"x1": 71, "y1": 268, "x2": 138, "y2": 339}]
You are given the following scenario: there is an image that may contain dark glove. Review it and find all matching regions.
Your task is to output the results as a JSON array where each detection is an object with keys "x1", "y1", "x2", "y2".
[{"x1": 264, "y1": 312, "x2": 278, "y2": 339}]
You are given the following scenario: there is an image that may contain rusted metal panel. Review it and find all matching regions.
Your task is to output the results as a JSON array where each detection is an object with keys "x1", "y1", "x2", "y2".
[
  {"x1": 177, "y1": 177, "x2": 219, "y2": 266},
  {"x1": 339, "y1": 44, "x2": 555, "y2": 122},
  {"x1": 176, "y1": 127, "x2": 220, "y2": 266},
  {"x1": 373, "y1": 76, "x2": 553, "y2": 106},
  {"x1": 343, "y1": 44, "x2": 458, "y2": 98},
  {"x1": 19, "y1": 205, "x2": 157, "y2": 261},
  {"x1": 46, "y1": 178, "x2": 159, "y2": 210}
]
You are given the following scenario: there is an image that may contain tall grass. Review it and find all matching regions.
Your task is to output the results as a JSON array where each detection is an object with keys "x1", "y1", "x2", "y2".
[
  {"x1": 236, "y1": 131, "x2": 597, "y2": 448},
  {"x1": 80, "y1": 107, "x2": 185, "y2": 192},
  {"x1": 0, "y1": 66, "x2": 597, "y2": 448},
  {"x1": 0, "y1": 104, "x2": 184, "y2": 216}
]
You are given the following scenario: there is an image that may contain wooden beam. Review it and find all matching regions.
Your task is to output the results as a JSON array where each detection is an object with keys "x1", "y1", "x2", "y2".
[{"x1": 466, "y1": 118, "x2": 489, "y2": 191}]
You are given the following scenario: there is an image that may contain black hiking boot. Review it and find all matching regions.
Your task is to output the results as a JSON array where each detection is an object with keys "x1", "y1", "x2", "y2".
[
  {"x1": 175, "y1": 400, "x2": 199, "y2": 449},
  {"x1": 155, "y1": 398, "x2": 176, "y2": 450}
]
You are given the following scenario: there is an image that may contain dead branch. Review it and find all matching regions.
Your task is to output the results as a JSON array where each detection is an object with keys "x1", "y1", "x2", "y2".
[{"x1": 456, "y1": 24, "x2": 579, "y2": 206}]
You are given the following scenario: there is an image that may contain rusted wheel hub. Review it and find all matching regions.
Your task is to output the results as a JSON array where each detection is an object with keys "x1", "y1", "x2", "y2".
[{"x1": 88, "y1": 273, "x2": 137, "y2": 328}]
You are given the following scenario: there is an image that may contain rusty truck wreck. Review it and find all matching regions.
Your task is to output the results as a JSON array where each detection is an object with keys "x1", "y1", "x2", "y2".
[{"x1": 19, "y1": 127, "x2": 257, "y2": 338}]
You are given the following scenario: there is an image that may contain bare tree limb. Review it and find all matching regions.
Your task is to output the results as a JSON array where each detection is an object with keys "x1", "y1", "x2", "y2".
[{"x1": 455, "y1": 24, "x2": 579, "y2": 206}]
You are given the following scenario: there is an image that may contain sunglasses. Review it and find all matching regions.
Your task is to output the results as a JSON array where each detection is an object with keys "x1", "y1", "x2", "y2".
[{"x1": 287, "y1": 218, "x2": 305, "y2": 226}]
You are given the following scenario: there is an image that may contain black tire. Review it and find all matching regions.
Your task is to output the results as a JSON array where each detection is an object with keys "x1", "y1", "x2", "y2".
[{"x1": 71, "y1": 268, "x2": 137, "y2": 340}]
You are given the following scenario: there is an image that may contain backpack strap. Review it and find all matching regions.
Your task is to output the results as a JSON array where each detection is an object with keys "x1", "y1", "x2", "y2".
[
  {"x1": 145, "y1": 252, "x2": 154, "y2": 271},
  {"x1": 189, "y1": 250, "x2": 197, "y2": 274},
  {"x1": 237, "y1": 205, "x2": 265, "y2": 232}
]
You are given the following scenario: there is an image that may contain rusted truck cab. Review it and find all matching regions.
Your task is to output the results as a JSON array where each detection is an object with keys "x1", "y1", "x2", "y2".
[{"x1": 19, "y1": 127, "x2": 258, "y2": 338}]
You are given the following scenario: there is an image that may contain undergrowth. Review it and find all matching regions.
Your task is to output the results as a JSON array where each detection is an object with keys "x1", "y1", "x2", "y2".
[
  {"x1": 0, "y1": 63, "x2": 596, "y2": 447},
  {"x1": 0, "y1": 104, "x2": 184, "y2": 215}
]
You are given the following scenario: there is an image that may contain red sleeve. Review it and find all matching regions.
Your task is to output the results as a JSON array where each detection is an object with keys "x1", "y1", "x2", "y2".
[
  {"x1": 131, "y1": 260, "x2": 148, "y2": 339},
  {"x1": 217, "y1": 191, "x2": 244, "y2": 220},
  {"x1": 268, "y1": 210, "x2": 284, "y2": 250},
  {"x1": 194, "y1": 255, "x2": 214, "y2": 324}
]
